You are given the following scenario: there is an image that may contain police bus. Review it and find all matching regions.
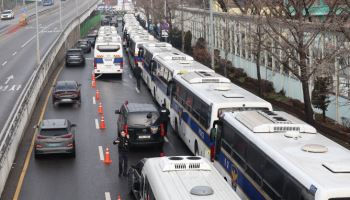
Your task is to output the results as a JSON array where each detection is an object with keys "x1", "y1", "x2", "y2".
[
  {"x1": 141, "y1": 42, "x2": 173, "y2": 89},
  {"x1": 151, "y1": 52, "x2": 214, "y2": 108},
  {"x1": 128, "y1": 156, "x2": 242, "y2": 200},
  {"x1": 211, "y1": 110, "x2": 350, "y2": 200},
  {"x1": 170, "y1": 71, "x2": 273, "y2": 158},
  {"x1": 128, "y1": 34, "x2": 156, "y2": 71},
  {"x1": 94, "y1": 35, "x2": 123, "y2": 76}
]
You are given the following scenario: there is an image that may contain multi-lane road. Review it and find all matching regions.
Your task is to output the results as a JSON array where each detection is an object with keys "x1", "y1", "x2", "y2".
[
  {"x1": 0, "y1": 0, "x2": 98, "y2": 141},
  {"x1": 1, "y1": 22, "x2": 192, "y2": 200}
]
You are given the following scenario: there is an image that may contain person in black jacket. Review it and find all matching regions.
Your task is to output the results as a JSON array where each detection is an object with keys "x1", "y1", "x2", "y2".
[
  {"x1": 113, "y1": 130, "x2": 129, "y2": 177},
  {"x1": 159, "y1": 103, "x2": 170, "y2": 136},
  {"x1": 134, "y1": 64, "x2": 142, "y2": 91}
]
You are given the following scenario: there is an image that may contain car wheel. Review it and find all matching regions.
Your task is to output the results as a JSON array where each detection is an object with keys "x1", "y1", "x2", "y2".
[
  {"x1": 34, "y1": 151, "x2": 40, "y2": 159},
  {"x1": 66, "y1": 62, "x2": 70, "y2": 67}
]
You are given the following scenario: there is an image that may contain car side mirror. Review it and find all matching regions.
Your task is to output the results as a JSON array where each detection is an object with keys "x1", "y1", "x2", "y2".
[
  {"x1": 71, "y1": 124, "x2": 77, "y2": 127},
  {"x1": 115, "y1": 109, "x2": 120, "y2": 114}
]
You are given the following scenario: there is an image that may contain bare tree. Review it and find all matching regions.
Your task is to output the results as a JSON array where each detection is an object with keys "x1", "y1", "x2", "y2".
[{"x1": 255, "y1": 0, "x2": 342, "y2": 123}]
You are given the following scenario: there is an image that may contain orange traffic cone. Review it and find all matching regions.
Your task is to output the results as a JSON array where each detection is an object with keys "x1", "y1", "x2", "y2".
[
  {"x1": 98, "y1": 102, "x2": 104, "y2": 114},
  {"x1": 100, "y1": 115, "x2": 106, "y2": 129},
  {"x1": 91, "y1": 72, "x2": 95, "y2": 81},
  {"x1": 117, "y1": 193, "x2": 121, "y2": 200},
  {"x1": 96, "y1": 89, "x2": 100, "y2": 101},
  {"x1": 91, "y1": 79, "x2": 96, "y2": 88},
  {"x1": 104, "y1": 147, "x2": 112, "y2": 164}
]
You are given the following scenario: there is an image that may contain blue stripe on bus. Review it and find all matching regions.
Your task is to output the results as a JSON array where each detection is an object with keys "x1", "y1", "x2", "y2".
[
  {"x1": 171, "y1": 99, "x2": 266, "y2": 200},
  {"x1": 95, "y1": 58, "x2": 103, "y2": 63},
  {"x1": 114, "y1": 57, "x2": 123, "y2": 63}
]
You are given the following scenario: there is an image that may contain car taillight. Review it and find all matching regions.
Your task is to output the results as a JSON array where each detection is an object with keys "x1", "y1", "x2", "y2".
[
  {"x1": 124, "y1": 124, "x2": 128, "y2": 135},
  {"x1": 160, "y1": 123, "x2": 165, "y2": 137},
  {"x1": 67, "y1": 143, "x2": 74, "y2": 147},
  {"x1": 37, "y1": 135, "x2": 46, "y2": 139},
  {"x1": 36, "y1": 144, "x2": 43, "y2": 148},
  {"x1": 61, "y1": 134, "x2": 73, "y2": 138}
]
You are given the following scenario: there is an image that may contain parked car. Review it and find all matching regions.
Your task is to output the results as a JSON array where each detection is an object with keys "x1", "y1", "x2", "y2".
[
  {"x1": 1, "y1": 10, "x2": 14, "y2": 20},
  {"x1": 52, "y1": 80, "x2": 81, "y2": 106},
  {"x1": 76, "y1": 39, "x2": 91, "y2": 53},
  {"x1": 34, "y1": 119, "x2": 76, "y2": 158},
  {"x1": 86, "y1": 33, "x2": 97, "y2": 47},
  {"x1": 65, "y1": 48, "x2": 85, "y2": 66},
  {"x1": 115, "y1": 102, "x2": 164, "y2": 148}
]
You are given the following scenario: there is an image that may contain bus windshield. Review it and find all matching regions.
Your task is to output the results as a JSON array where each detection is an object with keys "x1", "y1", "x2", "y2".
[{"x1": 97, "y1": 45, "x2": 120, "y2": 52}]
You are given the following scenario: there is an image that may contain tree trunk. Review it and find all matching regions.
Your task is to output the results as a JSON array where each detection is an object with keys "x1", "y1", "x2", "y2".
[
  {"x1": 256, "y1": 26, "x2": 263, "y2": 97},
  {"x1": 322, "y1": 109, "x2": 326, "y2": 122},
  {"x1": 301, "y1": 79, "x2": 314, "y2": 124},
  {"x1": 181, "y1": 0, "x2": 184, "y2": 52}
]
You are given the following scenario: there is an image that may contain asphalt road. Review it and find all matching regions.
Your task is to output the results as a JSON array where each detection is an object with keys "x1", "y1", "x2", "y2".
[
  {"x1": 0, "y1": 0, "x2": 98, "y2": 146},
  {"x1": 2, "y1": 26, "x2": 192, "y2": 200}
]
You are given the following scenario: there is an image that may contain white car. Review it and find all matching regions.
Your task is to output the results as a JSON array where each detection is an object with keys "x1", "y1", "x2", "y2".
[{"x1": 1, "y1": 10, "x2": 14, "y2": 20}]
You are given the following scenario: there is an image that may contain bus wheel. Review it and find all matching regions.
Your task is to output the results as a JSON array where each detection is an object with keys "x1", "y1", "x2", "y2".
[{"x1": 194, "y1": 141, "x2": 199, "y2": 156}]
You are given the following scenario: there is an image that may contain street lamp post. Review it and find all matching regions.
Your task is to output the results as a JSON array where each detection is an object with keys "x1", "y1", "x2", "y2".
[
  {"x1": 35, "y1": 0, "x2": 40, "y2": 65},
  {"x1": 59, "y1": 0, "x2": 62, "y2": 30},
  {"x1": 209, "y1": 0, "x2": 214, "y2": 69}
]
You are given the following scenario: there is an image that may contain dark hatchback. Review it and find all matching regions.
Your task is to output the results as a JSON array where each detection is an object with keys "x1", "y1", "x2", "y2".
[
  {"x1": 52, "y1": 81, "x2": 81, "y2": 106},
  {"x1": 76, "y1": 39, "x2": 91, "y2": 53},
  {"x1": 115, "y1": 102, "x2": 164, "y2": 148},
  {"x1": 66, "y1": 48, "x2": 85, "y2": 66}
]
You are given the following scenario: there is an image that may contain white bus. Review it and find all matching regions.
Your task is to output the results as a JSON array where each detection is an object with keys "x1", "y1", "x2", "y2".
[
  {"x1": 151, "y1": 52, "x2": 214, "y2": 108},
  {"x1": 141, "y1": 43, "x2": 173, "y2": 89},
  {"x1": 94, "y1": 37, "x2": 123, "y2": 76},
  {"x1": 211, "y1": 110, "x2": 350, "y2": 200},
  {"x1": 128, "y1": 156, "x2": 242, "y2": 200},
  {"x1": 170, "y1": 71, "x2": 273, "y2": 159},
  {"x1": 128, "y1": 35, "x2": 156, "y2": 71}
]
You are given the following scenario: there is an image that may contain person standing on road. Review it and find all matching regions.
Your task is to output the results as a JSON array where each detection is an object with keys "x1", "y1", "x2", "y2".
[
  {"x1": 134, "y1": 64, "x2": 142, "y2": 92},
  {"x1": 159, "y1": 103, "x2": 170, "y2": 136},
  {"x1": 113, "y1": 130, "x2": 129, "y2": 177}
]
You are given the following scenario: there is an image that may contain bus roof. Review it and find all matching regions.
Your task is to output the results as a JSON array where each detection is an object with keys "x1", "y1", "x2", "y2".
[
  {"x1": 222, "y1": 111, "x2": 350, "y2": 198},
  {"x1": 143, "y1": 156, "x2": 241, "y2": 200},
  {"x1": 143, "y1": 43, "x2": 174, "y2": 57},
  {"x1": 174, "y1": 71, "x2": 273, "y2": 110}
]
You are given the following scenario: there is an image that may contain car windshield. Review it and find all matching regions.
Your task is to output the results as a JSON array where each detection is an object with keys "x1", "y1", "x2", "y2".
[
  {"x1": 40, "y1": 128, "x2": 68, "y2": 136},
  {"x1": 2, "y1": 11, "x2": 11, "y2": 14},
  {"x1": 56, "y1": 82, "x2": 77, "y2": 90},
  {"x1": 128, "y1": 112, "x2": 159, "y2": 127},
  {"x1": 67, "y1": 50, "x2": 81, "y2": 55},
  {"x1": 79, "y1": 41, "x2": 88, "y2": 44}
]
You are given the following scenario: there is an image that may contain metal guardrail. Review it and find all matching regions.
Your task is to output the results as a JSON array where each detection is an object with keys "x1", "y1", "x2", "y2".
[{"x1": 0, "y1": 1, "x2": 99, "y2": 196}]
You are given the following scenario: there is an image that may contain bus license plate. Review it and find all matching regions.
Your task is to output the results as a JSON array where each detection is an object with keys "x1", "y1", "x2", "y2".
[{"x1": 138, "y1": 135, "x2": 150, "y2": 139}]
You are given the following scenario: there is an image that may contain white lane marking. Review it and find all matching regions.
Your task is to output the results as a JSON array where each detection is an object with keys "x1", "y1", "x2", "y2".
[
  {"x1": 95, "y1": 118, "x2": 100, "y2": 130},
  {"x1": 12, "y1": 51, "x2": 17, "y2": 56},
  {"x1": 2, "y1": 61, "x2": 7, "y2": 66},
  {"x1": 135, "y1": 87, "x2": 140, "y2": 93},
  {"x1": 104, "y1": 192, "x2": 111, "y2": 200},
  {"x1": 98, "y1": 146, "x2": 104, "y2": 161},
  {"x1": 164, "y1": 137, "x2": 169, "y2": 143},
  {"x1": 92, "y1": 96, "x2": 96, "y2": 105},
  {"x1": 21, "y1": 35, "x2": 36, "y2": 48},
  {"x1": 129, "y1": 74, "x2": 132, "y2": 79}
]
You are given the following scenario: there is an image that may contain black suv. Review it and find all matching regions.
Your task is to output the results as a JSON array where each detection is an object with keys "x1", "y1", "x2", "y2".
[
  {"x1": 115, "y1": 102, "x2": 164, "y2": 148},
  {"x1": 86, "y1": 33, "x2": 97, "y2": 47},
  {"x1": 52, "y1": 81, "x2": 81, "y2": 106},
  {"x1": 76, "y1": 39, "x2": 91, "y2": 53},
  {"x1": 66, "y1": 48, "x2": 85, "y2": 66}
]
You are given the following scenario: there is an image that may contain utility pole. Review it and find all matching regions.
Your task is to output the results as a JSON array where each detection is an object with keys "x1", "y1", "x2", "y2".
[
  {"x1": 164, "y1": 0, "x2": 167, "y2": 19},
  {"x1": 209, "y1": 0, "x2": 214, "y2": 69},
  {"x1": 59, "y1": 0, "x2": 62, "y2": 30},
  {"x1": 35, "y1": 0, "x2": 40, "y2": 65},
  {"x1": 181, "y1": 0, "x2": 184, "y2": 52}
]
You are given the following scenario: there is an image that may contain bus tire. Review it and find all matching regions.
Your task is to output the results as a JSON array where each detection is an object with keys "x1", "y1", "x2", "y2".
[{"x1": 194, "y1": 141, "x2": 199, "y2": 156}]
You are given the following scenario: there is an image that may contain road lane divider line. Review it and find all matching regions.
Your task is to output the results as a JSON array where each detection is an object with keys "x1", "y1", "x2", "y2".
[
  {"x1": 12, "y1": 64, "x2": 64, "y2": 200},
  {"x1": 104, "y1": 192, "x2": 111, "y2": 200},
  {"x1": 164, "y1": 136, "x2": 169, "y2": 143},
  {"x1": 95, "y1": 118, "x2": 100, "y2": 129},
  {"x1": 92, "y1": 96, "x2": 96, "y2": 105},
  {"x1": 98, "y1": 146, "x2": 104, "y2": 161},
  {"x1": 12, "y1": 51, "x2": 17, "y2": 56},
  {"x1": 129, "y1": 74, "x2": 132, "y2": 79},
  {"x1": 135, "y1": 87, "x2": 140, "y2": 93},
  {"x1": 21, "y1": 35, "x2": 35, "y2": 48},
  {"x1": 2, "y1": 61, "x2": 7, "y2": 66}
]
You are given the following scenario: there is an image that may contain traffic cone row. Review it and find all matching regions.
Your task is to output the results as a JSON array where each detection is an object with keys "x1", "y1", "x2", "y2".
[
  {"x1": 98, "y1": 102, "x2": 104, "y2": 114},
  {"x1": 100, "y1": 115, "x2": 106, "y2": 129},
  {"x1": 117, "y1": 193, "x2": 121, "y2": 200},
  {"x1": 104, "y1": 147, "x2": 112, "y2": 164},
  {"x1": 96, "y1": 89, "x2": 100, "y2": 101}
]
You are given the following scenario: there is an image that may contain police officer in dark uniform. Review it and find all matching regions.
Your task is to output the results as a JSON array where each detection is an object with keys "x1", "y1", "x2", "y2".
[
  {"x1": 113, "y1": 130, "x2": 129, "y2": 177},
  {"x1": 134, "y1": 64, "x2": 142, "y2": 91},
  {"x1": 159, "y1": 103, "x2": 170, "y2": 135}
]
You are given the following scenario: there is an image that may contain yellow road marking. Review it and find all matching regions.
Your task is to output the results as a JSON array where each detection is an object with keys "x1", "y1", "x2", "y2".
[{"x1": 12, "y1": 66, "x2": 64, "y2": 200}]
